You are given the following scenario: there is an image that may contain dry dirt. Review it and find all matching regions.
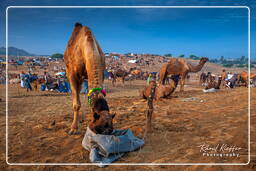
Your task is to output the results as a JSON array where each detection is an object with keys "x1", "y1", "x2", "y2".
[{"x1": 0, "y1": 76, "x2": 255, "y2": 170}]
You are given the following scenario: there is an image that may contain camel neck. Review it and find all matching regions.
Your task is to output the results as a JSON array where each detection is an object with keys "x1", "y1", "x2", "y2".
[{"x1": 188, "y1": 61, "x2": 205, "y2": 72}]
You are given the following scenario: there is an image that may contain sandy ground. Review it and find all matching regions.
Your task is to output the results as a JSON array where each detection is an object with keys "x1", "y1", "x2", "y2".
[{"x1": 0, "y1": 77, "x2": 255, "y2": 170}]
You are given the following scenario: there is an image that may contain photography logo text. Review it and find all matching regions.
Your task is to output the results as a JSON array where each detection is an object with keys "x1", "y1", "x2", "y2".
[{"x1": 197, "y1": 143, "x2": 242, "y2": 157}]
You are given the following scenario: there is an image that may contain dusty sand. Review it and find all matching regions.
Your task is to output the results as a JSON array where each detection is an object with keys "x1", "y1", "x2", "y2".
[{"x1": 0, "y1": 77, "x2": 255, "y2": 170}]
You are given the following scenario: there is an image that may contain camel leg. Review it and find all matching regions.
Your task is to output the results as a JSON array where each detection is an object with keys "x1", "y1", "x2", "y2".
[
  {"x1": 69, "y1": 76, "x2": 82, "y2": 135},
  {"x1": 146, "y1": 108, "x2": 153, "y2": 132},
  {"x1": 144, "y1": 85, "x2": 155, "y2": 137},
  {"x1": 180, "y1": 76, "x2": 186, "y2": 92},
  {"x1": 112, "y1": 78, "x2": 115, "y2": 87},
  {"x1": 144, "y1": 104, "x2": 153, "y2": 138},
  {"x1": 122, "y1": 77, "x2": 125, "y2": 86}
]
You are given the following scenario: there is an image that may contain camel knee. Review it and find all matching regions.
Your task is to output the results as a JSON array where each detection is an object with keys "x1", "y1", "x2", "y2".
[{"x1": 73, "y1": 104, "x2": 81, "y2": 111}]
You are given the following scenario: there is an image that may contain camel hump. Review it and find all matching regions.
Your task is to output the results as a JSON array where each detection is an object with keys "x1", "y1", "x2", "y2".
[{"x1": 74, "y1": 22, "x2": 82, "y2": 27}]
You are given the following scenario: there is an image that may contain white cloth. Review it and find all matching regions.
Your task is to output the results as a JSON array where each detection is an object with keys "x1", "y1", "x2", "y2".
[
  {"x1": 227, "y1": 74, "x2": 233, "y2": 80},
  {"x1": 82, "y1": 127, "x2": 144, "y2": 167}
]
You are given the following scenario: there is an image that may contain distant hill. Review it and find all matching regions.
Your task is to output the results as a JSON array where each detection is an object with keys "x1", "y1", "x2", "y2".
[{"x1": 0, "y1": 47, "x2": 35, "y2": 56}]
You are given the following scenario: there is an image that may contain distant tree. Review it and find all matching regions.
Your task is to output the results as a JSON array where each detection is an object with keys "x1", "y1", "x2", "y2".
[
  {"x1": 189, "y1": 55, "x2": 200, "y2": 60},
  {"x1": 245, "y1": 64, "x2": 254, "y2": 68},
  {"x1": 189, "y1": 54, "x2": 196, "y2": 58},
  {"x1": 237, "y1": 64, "x2": 245, "y2": 68},
  {"x1": 164, "y1": 54, "x2": 172, "y2": 57},
  {"x1": 209, "y1": 59, "x2": 218, "y2": 63},
  {"x1": 51, "y1": 53, "x2": 63, "y2": 58},
  {"x1": 222, "y1": 63, "x2": 234, "y2": 68},
  {"x1": 179, "y1": 54, "x2": 185, "y2": 58}
]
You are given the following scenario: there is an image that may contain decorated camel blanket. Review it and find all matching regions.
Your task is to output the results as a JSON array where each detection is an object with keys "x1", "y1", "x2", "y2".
[{"x1": 82, "y1": 127, "x2": 144, "y2": 167}]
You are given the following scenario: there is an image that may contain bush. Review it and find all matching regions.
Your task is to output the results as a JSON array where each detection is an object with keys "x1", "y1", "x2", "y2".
[
  {"x1": 222, "y1": 63, "x2": 234, "y2": 68},
  {"x1": 51, "y1": 53, "x2": 63, "y2": 58},
  {"x1": 245, "y1": 64, "x2": 255, "y2": 68},
  {"x1": 237, "y1": 64, "x2": 245, "y2": 68},
  {"x1": 164, "y1": 54, "x2": 172, "y2": 57}
]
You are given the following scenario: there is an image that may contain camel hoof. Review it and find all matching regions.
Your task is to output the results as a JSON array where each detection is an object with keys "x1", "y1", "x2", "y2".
[{"x1": 68, "y1": 129, "x2": 80, "y2": 135}]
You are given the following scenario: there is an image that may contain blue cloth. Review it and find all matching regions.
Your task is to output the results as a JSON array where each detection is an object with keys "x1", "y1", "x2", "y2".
[
  {"x1": 82, "y1": 127, "x2": 144, "y2": 167},
  {"x1": 57, "y1": 79, "x2": 70, "y2": 93},
  {"x1": 28, "y1": 73, "x2": 32, "y2": 81},
  {"x1": 64, "y1": 80, "x2": 71, "y2": 93},
  {"x1": 41, "y1": 84, "x2": 46, "y2": 91},
  {"x1": 31, "y1": 75, "x2": 38, "y2": 82},
  {"x1": 80, "y1": 80, "x2": 88, "y2": 93},
  {"x1": 57, "y1": 81, "x2": 65, "y2": 92},
  {"x1": 24, "y1": 74, "x2": 32, "y2": 90},
  {"x1": 104, "y1": 70, "x2": 110, "y2": 79}
]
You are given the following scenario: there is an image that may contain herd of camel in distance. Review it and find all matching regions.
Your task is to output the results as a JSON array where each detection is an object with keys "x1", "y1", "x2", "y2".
[{"x1": 64, "y1": 23, "x2": 254, "y2": 136}]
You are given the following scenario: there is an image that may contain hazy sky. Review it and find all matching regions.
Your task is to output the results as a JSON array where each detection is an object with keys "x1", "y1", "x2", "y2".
[{"x1": 0, "y1": 0, "x2": 255, "y2": 59}]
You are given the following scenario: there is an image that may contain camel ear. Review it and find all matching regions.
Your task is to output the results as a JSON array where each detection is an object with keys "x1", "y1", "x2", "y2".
[{"x1": 93, "y1": 112, "x2": 100, "y2": 120}]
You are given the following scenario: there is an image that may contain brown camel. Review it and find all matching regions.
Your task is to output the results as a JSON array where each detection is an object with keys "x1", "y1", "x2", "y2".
[
  {"x1": 205, "y1": 76, "x2": 222, "y2": 90},
  {"x1": 159, "y1": 57, "x2": 208, "y2": 91},
  {"x1": 110, "y1": 68, "x2": 130, "y2": 86},
  {"x1": 140, "y1": 75, "x2": 180, "y2": 101},
  {"x1": 199, "y1": 72, "x2": 207, "y2": 85},
  {"x1": 130, "y1": 69, "x2": 142, "y2": 79},
  {"x1": 140, "y1": 75, "x2": 179, "y2": 134},
  {"x1": 64, "y1": 23, "x2": 110, "y2": 135},
  {"x1": 238, "y1": 71, "x2": 256, "y2": 87},
  {"x1": 221, "y1": 69, "x2": 227, "y2": 87}
]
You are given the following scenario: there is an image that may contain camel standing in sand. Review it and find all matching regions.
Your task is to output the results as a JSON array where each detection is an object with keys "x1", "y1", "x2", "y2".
[
  {"x1": 159, "y1": 57, "x2": 208, "y2": 91},
  {"x1": 64, "y1": 23, "x2": 106, "y2": 134},
  {"x1": 110, "y1": 68, "x2": 130, "y2": 86},
  {"x1": 238, "y1": 71, "x2": 256, "y2": 87},
  {"x1": 130, "y1": 69, "x2": 142, "y2": 79}
]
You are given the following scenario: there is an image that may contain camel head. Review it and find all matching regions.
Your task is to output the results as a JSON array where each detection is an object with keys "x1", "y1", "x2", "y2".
[
  {"x1": 90, "y1": 97, "x2": 115, "y2": 135},
  {"x1": 199, "y1": 57, "x2": 209, "y2": 64}
]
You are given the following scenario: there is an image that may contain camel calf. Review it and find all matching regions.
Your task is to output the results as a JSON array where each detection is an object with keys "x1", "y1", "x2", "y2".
[
  {"x1": 140, "y1": 75, "x2": 179, "y2": 101},
  {"x1": 140, "y1": 76, "x2": 179, "y2": 135}
]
